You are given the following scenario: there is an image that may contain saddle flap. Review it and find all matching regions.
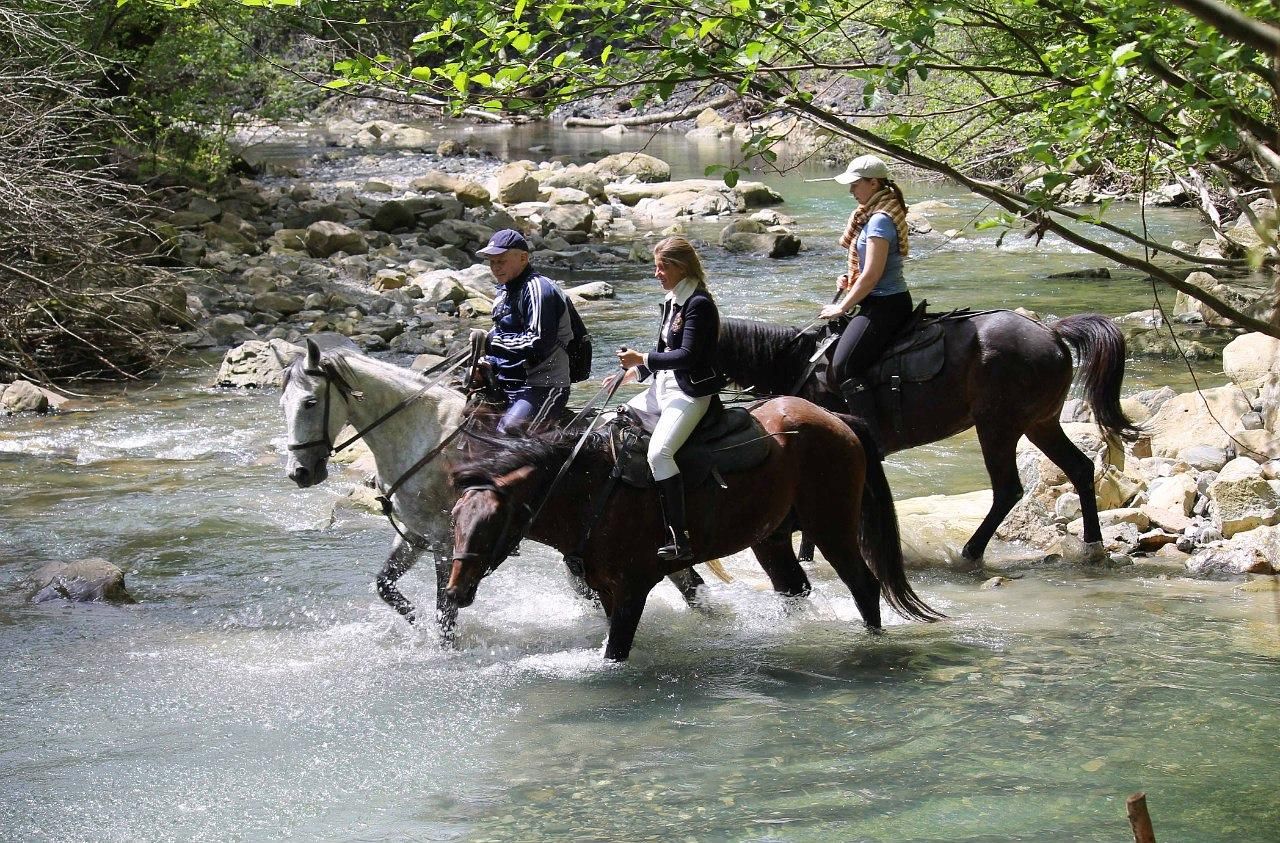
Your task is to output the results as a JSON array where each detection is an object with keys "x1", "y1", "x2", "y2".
[
  {"x1": 866, "y1": 320, "x2": 946, "y2": 385},
  {"x1": 612, "y1": 406, "x2": 772, "y2": 488}
]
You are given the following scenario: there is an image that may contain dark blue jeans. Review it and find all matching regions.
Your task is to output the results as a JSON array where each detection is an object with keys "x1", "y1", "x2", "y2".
[{"x1": 497, "y1": 385, "x2": 569, "y2": 434}]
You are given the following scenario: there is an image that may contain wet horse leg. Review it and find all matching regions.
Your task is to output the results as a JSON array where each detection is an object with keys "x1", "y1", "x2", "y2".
[
  {"x1": 961, "y1": 421, "x2": 1024, "y2": 563},
  {"x1": 750, "y1": 527, "x2": 813, "y2": 597},
  {"x1": 666, "y1": 567, "x2": 706, "y2": 607},
  {"x1": 806, "y1": 525, "x2": 882, "y2": 630},
  {"x1": 433, "y1": 548, "x2": 458, "y2": 642},
  {"x1": 376, "y1": 536, "x2": 424, "y2": 624},
  {"x1": 604, "y1": 580, "x2": 657, "y2": 661},
  {"x1": 1026, "y1": 420, "x2": 1105, "y2": 555}
]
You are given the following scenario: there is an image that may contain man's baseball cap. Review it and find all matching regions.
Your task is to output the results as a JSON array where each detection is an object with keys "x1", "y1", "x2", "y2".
[{"x1": 476, "y1": 229, "x2": 530, "y2": 256}]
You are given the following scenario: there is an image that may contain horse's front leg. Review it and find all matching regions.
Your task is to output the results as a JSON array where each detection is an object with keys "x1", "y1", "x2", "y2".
[
  {"x1": 433, "y1": 547, "x2": 458, "y2": 645},
  {"x1": 604, "y1": 579, "x2": 658, "y2": 661},
  {"x1": 376, "y1": 536, "x2": 424, "y2": 624}
]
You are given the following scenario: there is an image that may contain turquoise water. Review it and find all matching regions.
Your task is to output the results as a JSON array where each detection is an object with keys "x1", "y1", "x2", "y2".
[{"x1": 2, "y1": 125, "x2": 1276, "y2": 841}]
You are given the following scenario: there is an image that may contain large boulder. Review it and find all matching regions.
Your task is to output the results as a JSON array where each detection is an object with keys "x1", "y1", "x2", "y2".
[
  {"x1": 1207, "y1": 457, "x2": 1280, "y2": 537},
  {"x1": 606, "y1": 178, "x2": 783, "y2": 209},
  {"x1": 540, "y1": 204, "x2": 595, "y2": 234},
  {"x1": 1222, "y1": 332, "x2": 1280, "y2": 388},
  {"x1": 1, "y1": 379, "x2": 50, "y2": 414},
  {"x1": 1146, "y1": 386, "x2": 1252, "y2": 457},
  {"x1": 305, "y1": 220, "x2": 368, "y2": 258},
  {"x1": 719, "y1": 219, "x2": 801, "y2": 258},
  {"x1": 492, "y1": 163, "x2": 541, "y2": 204},
  {"x1": 410, "y1": 171, "x2": 491, "y2": 207},
  {"x1": 370, "y1": 200, "x2": 418, "y2": 233},
  {"x1": 215, "y1": 339, "x2": 304, "y2": 388},
  {"x1": 425, "y1": 218, "x2": 495, "y2": 253},
  {"x1": 251, "y1": 291, "x2": 306, "y2": 316},
  {"x1": 536, "y1": 167, "x2": 607, "y2": 200},
  {"x1": 590, "y1": 151, "x2": 671, "y2": 183},
  {"x1": 26, "y1": 558, "x2": 135, "y2": 604}
]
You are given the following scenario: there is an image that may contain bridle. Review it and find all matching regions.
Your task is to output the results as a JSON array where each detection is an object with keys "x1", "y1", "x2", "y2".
[{"x1": 451, "y1": 482, "x2": 534, "y2": 577}]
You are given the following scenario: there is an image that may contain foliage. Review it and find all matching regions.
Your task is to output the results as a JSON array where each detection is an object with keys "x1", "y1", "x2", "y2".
[{"x1": 311, "y1": 0, "x2": 1279, "y2": 334}]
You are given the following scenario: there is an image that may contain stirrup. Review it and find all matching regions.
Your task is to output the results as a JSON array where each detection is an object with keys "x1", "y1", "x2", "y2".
[{"x1": 657, "y1": 530, "x2": 693, "y2": 562}]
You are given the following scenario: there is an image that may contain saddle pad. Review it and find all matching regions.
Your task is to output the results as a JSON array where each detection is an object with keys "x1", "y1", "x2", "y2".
[
  {"x1": 612, "y1": 406, "x2": 773, "y2": 488},
  {"x1": 866, "y1": 321, "x2": 945, "y2": 385}
]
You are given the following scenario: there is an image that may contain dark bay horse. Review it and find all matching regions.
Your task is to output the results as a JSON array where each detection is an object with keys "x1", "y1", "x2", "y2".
[
  {"x1": 445, "y1": 397, "x2": 942, "y2": 661},
  {"x1": 716, "y1": 311, "x2": 1139, "y2": 561}
]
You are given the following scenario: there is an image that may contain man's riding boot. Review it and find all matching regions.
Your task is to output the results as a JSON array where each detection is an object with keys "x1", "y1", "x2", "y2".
[
  {"x1": 839, "y1": 378, "x2": 884, "y2": 462},
  {"x1": 656, "y1": 475, "x2": 694, "y2": 562}
]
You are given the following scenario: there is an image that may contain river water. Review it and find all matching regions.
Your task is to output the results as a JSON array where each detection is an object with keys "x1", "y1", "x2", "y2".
[{"x1": 2, "y1": 124, "x2": 1277, "y2": 841}]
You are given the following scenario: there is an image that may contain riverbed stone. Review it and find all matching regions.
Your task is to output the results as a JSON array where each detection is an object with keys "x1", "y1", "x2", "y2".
[
  {"x1": 1222, "y1": 332, "x2": 1280, "y2": 388},
  {"x1": 1207, "y1": 457, "x2": 1280, "y2": 537},
  {"x1": 1233, "y1": 428, "x2": 1280, "y2": 462},
  {"x1": 426, "y1": 218, "x2": 495, "y2": 252},
  {"x1": 251, "y1": 291, "x2": 306, "y2": 316},
  {"x1": 215, "y1": 338, "x2": 305, "y2": 388},
  {"x1": 719, "y1": 219, "x2": 801, "y2": 258},
  {"x1": 305, "y1": 220, "x2": 368, "y2": 258},
  {"x1": 492, "y1": 163, "x2": 541, "y2": 204},
  {"x1": 590, "y1": 151, "x2": 671, "y2": 183},
  {"x1": 541, "y1": 204, "x2": 595, "y2": 234},
  {"x1": 897, "y1": 489, "x2": 992, "y2": 567},
  {"x1": 26, "y1": 558, "x2": 135, "y2": 604},
  {"x1": 1146, "y1": 473, "x2": 1198, "y2": 515},
  {"x1": 370, "y1": 200, "x2": 418, "y2": 233},
  {"x1": 1147, "y1": 385, "x2": 1252, "y2": 457},
  {"x1": 1186, "y1": 543, "x2": 1276, "y2": 576},
  {"x1": 537, "y1": 168, "x2": 607, "y2": 200},
  {"x1": 1, "y1": 380, "x2": 50, "y2": 414}
]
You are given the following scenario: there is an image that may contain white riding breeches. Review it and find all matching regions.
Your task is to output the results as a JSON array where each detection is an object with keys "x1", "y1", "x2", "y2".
[{"x1": 626, "y1": 370, "x2": 712, "y2": 482}]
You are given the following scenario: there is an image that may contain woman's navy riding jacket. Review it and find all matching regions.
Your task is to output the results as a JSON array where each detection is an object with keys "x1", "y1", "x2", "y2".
[{"x1": 636, "y1": 287, "x2": 727, "y2": 398}]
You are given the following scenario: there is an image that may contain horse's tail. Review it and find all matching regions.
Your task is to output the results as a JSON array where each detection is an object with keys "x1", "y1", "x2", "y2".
[
  {"x1": 852, "y1": 419, "x2": 944, "y2": 623},
  {"x1": 1050, "y1": 313, "x2": 1142, "y2": 439}
]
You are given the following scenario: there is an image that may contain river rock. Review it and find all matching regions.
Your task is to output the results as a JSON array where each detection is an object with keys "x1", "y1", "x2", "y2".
[
  {"x1": 541, "y1": 204, "x2": 595, "y2": 234},
  {"x1": 251, "y1": 291, "x2": 306, "y2": 316},
  {"x1": 305, "y1": 220, "x2": 368, "y2": 258},
  {"x1": 410, "y1": 270, "x2": 473, "y2": 305},
  {"x1": 590, "y1": 151, "x2": 671, "y2": 183},
  {"x1": 370, "y1": 200, "x2": 418, "y2": 233},
  {"x1": 897, "y1": 489, "x2": 991, "y2": 567},
  {"x1": 1147, "y1": 385, "x2": 1252, "y2": 457},
  {"x1": 426, "y1": 219, "x2": 495, "y2": 252},
  {"x1": 1, "y1": 380, "x2": 50, "y2": 414},
  {"x1": 565, "y1": 281, "x2": 614, "y2": 300},
  {"x1": 1147, "y1": 473, "x2": 1198, "y2": 515},
  {"x1": 1186, "y1": 543, "x2": 1276, "y2": 576},
  {"x1": 492, "y1": 163, "x2": 540, "y2": 204},
  {"x1": 1207, "y1": 457, "x2": 1280, "y2": 537},
  {"x1": 216, "y1": 338, "x2": 305, "y2": 387},
  {"x1": 536, "y1": 168, "x2": 607, "y2": 200},
  {"x1": 1222, "y1": 332, "x2": 1280, "y2": 388},
  {"x1": 1233, "y1": 429, "x2": 1280, "y2": 462},
  {"x1": 719, "y1": 220, "x2": 801, "y2": 258},
  {"x1": 26, "y1": 558, "x2": 135, "y2": 604}
]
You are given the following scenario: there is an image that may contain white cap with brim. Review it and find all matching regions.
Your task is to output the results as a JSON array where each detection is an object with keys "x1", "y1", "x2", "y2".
[{"x1": 806, "y1": 154, "x2": 892, "y2": 184}]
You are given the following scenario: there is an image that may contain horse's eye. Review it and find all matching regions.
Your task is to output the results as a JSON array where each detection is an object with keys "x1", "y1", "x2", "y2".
[{"x1": 304, "y1": 398, "x2": 318, "y2": 409}]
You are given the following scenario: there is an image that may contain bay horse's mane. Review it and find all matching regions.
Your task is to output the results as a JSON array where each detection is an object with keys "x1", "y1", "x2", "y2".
[
  {"x1": 451, "y1": 427, "x2": 603, "y2": 489},
  {"x1": 718, "y1": 317, "x2": 818, "y2": 394}
]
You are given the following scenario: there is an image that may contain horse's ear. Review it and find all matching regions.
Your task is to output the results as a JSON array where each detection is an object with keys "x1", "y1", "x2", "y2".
[{"x1": 305, "y1": 338, "x2": 321, "y2": 371}]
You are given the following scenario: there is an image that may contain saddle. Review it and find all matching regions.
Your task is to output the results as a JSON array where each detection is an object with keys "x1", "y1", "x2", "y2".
[
  {"x1": 864, "y1": 301, "x2": 947, "y2": 387},
  {"x1": 607, "y1": 402, "x2": 774, "y2": 489}
]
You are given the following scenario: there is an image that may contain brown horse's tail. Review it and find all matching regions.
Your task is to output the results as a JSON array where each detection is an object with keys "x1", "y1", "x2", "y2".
[
  {"x1": 852, "y1": 420, "x2": 944, "y2": 622},
  {"x1": 1050, "y1": 314, "x2": 1142, "y2": 440}
]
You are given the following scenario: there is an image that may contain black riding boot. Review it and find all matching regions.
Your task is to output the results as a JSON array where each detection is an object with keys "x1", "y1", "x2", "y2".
[
  {"x1": 656, "y1": 475, "x2": 694, "y2": 562},
  {"x1": 839, "y1": 378, "x2": 884, "y2": 462}
]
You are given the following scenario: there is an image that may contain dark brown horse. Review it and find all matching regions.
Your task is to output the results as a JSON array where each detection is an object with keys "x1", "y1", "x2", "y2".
[
  {"x1": 444, "y1": 397, "x2": 942, "y2": 661},
  {"x1": 716, "y1": 311, "x2": 1139, "y2": 562}
]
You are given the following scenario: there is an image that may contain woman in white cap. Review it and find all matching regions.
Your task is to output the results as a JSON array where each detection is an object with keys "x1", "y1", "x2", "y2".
[
  {"x1": 817, "y1": 154, "x2": 912, "y2": 457},
  {"x1": 615, "y1": 236, "x2": 726, "y2": 562}
]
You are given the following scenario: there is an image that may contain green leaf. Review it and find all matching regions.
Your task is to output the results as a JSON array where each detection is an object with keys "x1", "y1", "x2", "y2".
[
  {"x1": 723, "y1": 169, "x2": 740, "y2": 188},
  {"x1": 409, "y1": 66, "x2": 432, "y2": 82}
]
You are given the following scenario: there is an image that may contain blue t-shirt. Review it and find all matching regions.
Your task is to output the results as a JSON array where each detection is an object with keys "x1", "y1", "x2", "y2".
[{"x1": 856, "y1": 212, "x2": 907, "y2": 296}]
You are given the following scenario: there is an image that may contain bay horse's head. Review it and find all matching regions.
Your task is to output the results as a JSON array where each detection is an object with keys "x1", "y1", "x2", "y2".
[
  {"x1": 446, "y1": 466, "x2": 539, "y2": 608},
  {"x1": 280, "y1": 339, "x2": 359, "y2": 488}
]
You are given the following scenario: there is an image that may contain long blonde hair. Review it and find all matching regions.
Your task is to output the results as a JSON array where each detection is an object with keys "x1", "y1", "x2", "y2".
[{"x1": 653, "y1": 236, "x2": 707, "y2": 289}]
